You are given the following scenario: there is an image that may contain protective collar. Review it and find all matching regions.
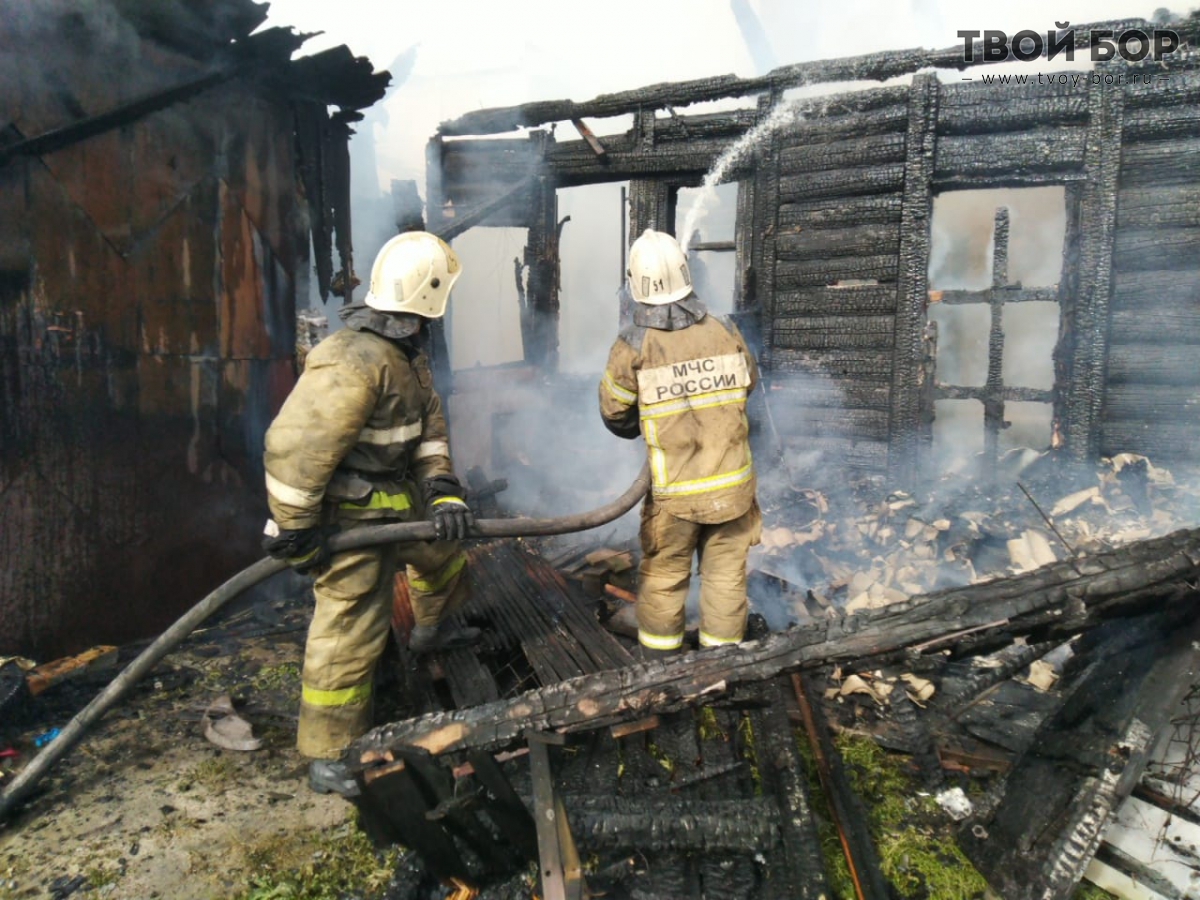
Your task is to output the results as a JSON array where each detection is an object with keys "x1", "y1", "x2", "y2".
[
  {"x1": 339, "y1": 302, "x2": 424, "y2": 342},
  {"x1": 633, "y1": 293, "x2": 707, "y2": 331}
]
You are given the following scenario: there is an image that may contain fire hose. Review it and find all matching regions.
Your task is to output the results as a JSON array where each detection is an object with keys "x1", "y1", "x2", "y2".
[{"x1": 0, "y1": 463, "x2": 650, "y2": 823}]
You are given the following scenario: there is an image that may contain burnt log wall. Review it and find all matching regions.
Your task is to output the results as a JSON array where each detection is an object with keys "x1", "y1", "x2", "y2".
[
  {"x1": 0, "y1": 38, "x2": 306, "y2": 657},
  {"x1": 433, "y1": 53, "x2": 1200, "y2": 484},
  {"x1": 1105, "y1": 70, "x2": 1200, "y2": 459}
]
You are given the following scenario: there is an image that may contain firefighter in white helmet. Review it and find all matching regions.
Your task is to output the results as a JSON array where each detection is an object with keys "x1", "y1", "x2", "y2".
[
  {"x1": 262, "y1": 231, "x2": 479, "y2": 796},
  {"x1": 599, "y1": 229, "x2": 761, "y2": 658}
]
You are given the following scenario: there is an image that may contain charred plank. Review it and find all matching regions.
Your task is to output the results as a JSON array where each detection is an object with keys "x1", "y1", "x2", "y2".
[
  {"x1": 773, "y1": 285, "x2": 898, "y2": 317},
  {"x1": 778, "y1": 194, "x2": 904, "y2": 229},
  {"x1": 776, "y1": 224, "x2": 901, "y2": 261},
  {"x1": 778, "y1": 133, "x2": 907, "y2": 176},
  {"x1": 350, "y1": 527, "x2": 1200, "y2": 765},
  {"x1": 935, "y1": 127, "x2": 1087, "y2": 179}
]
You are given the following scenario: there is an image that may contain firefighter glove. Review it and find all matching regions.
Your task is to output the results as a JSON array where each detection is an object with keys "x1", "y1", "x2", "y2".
[
  {"x1": 262, "y1": 522, "x2": 336, "y2": 574},
  {"x1": 425, "y1": 475, "x2": 475, "y2": 542}
]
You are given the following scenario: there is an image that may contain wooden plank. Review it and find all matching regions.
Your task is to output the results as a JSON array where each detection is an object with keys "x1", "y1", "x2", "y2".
[
  {"x1": 1104, "y1": 385, "x2": 1200, "y2": 422},
  {"x1": 888, "y1": 73, "x2": 938, "y2": 488},
  {"x1": 1084, "y1": 854, "x2": 1174, "y2": 900},
  {"x1": 938, "y1": 92, "x2": 1089, "y2": 135},
  {"x1": 1102, "y1": 794, "x2": 1200, "y2": 898},
  {"x1": 1100, "y1": 422, "x2": 1200, "y2": 461},
  {"x1": 935, "y1": 126, "x2": 1087, "y2": 180},
  {"x1": 777, "y1": 193, "x2": 904, "y2": 229},
  {"x1": 780, "y1": 104, "x2": 909, "y2": 147},
  {"x1": 1106, "y1": 344, "x2": 1200, "y2": 386},
  {"x1": 1117, "y1": 187, "x2": 1200, "y2": 228},
  {"x1": 1120, "y1": 137, "x2": 1200, "y2": 189},
  {"x1": 771, "y1": 348, "x2": 894, "y2": 380},
  {"x1": 545, "y1": 132, "x2": 735, "y2": 182},
  {"x1": 1113, "y1": 227, "x2": 1200, "y2": 271},
  {"x1": 1110, "y1": 269, "x2": 1200, "y2": 313},
  {"x1": 778, "y1": 132, "x2": 906, "y2": 176},
  {"x1": 774, "y1": 285, "x2": 897, "y2": 317},
  {"x1": 1123, "y1": 69, "x2": 1200, "y2": 110},
  {"x1": 773, "y1": 315, "x2": 894, "y2": 351},
  {"x1": 778, "y1": 163, "x2": 905, "y2": 203},
  {"x1": 775, "y1": 255, "x2": 898, "y2": 288},
  {"x1": 351, "y1": 527, "x2": 1200, "y2": 764},
  {"x1": 1124, "y1": 102, "x2": 1200, "y2": 142},
  {"x1": 776, "y1": 223, "x2": 901, "y2": 260}
]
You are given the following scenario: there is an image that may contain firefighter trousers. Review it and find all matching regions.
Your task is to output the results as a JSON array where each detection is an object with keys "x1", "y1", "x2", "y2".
[
  {"x1": 635, "y1": 499, "x2": 761, "y2": 651},
  {"x1": 297, "y1": 525, "x2": 469, "y2": 759}
]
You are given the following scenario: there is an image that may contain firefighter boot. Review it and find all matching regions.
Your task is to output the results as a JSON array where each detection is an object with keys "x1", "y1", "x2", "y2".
[
  {"x1": 408, "y1": 622, "x2": 482, "y2": 655},
  {"x1": 308, "y1": 759, "x2": 361, "y2": 798},
  {"x1": 639, "y1": 645, "x2": 679, "y2": 662}
]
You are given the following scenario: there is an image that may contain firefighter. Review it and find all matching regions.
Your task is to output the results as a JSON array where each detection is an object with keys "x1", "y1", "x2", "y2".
[
  {"x1": 599, "y1": 229, "x2": 761, "y2": 659},
  {"x1": 262, "y1": 231, "x2": 478, "y2": 796}
]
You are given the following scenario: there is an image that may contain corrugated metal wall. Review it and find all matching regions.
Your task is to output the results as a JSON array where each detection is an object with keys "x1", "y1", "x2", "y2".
[{"x1": 0, "y1": 47, "x2": 305, "y2": 658}]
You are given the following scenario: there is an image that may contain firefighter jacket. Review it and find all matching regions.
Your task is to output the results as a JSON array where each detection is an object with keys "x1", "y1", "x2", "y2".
[
  {"x1": 263, "y1": 309, "x2": 453, "y2": 531},
  {"x1": 599, "y1": 295, "x2": 759, "y2": 525}
]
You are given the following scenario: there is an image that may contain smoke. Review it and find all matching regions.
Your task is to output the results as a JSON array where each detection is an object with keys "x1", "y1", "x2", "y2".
[{"x1": 678, "y1": 101, "x2": 802, "y2": 252}]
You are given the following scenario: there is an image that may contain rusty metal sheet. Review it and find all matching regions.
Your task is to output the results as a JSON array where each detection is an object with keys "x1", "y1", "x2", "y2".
[{"x1": 133, "y1": 181, "x2": 220, "y2": 357}]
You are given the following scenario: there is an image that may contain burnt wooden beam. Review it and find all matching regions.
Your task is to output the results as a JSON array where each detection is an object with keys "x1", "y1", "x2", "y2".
[
  {"x1": 960, "y1": 613, "x2": 1200, "y2": 900},
  {"x1": 1100, "y1": 421, "x2": 1200, "y2": 461},
  {"x1": 776, "y1": 256, "x2": 898, "y2": 288},
  {"x1": 933, "y1": 385, "x2": 1053, "y2": 403},
  {"x1": 436, "y1": 20, "x2": 1154, "y2": 136},
  {"x1": 567, "y1": 796, "x2": 781, "y2": 852},
  {"x1": 937, "y1": 89, "x2": 1089, "y2": 136},
  {"x1": 774, "y1": 285, "x2": 898, "y2": 318},
  {"x1": 779, "y1": 163, "x2": 906, "y2": 203},
  {"x1": 783, "y1": 104, "x2": 910, "y2": 147},
  {"x1": 932, "y1": 286, "x2": 1059, "y2": 305},
  {"x1": 1118, "y1": 136, "x2": 1200, "y2": 189},
  {"x1": 1106, "y1": 343, "x2": 1200, "y2": 386},
  {"x1": 348, "y1": 527, "x2": 1200, "y2": 767},
  {"x1": 776, "y1": 223, "x2": 901, "y2": 261},
  {"x1": 887, "y1": 73, "x2": 938, "y2": 488},
  {"x1": 1102, "y1": 384, "x2": 1200, "y2": 422},
  {"x1": 434, "y1": 175, "x2": 538, "y2": 243},
  {"x1": 570, "y1": 118, "x2": 607, "y2": 158},
  {"x1": 749, "y1": 679, "x2": 832, "y2": 900},
  {"x1": 794, "y1": 673, "x2": 891, "y2": 900},
  {"x1": 773, "y1": 315, "x2": 895, "y2": 350},
  {"x1": 983, "y1": 208, "x2": 1010, "y2": 474},
  {"x1": 778, "y1": 194, "x2": 904, "y2": 230},
  {"x1": 522, "y1": 169, "x2": 561, "y2": 370},
  {"x1": 935, "y1": 126, "x2": 1087, "y2": 181},
  {"x1": 773, "y1": 349, "x2": 894, "y2": 380},
  {"x1": 1062, "y1": 62, "x2": 1124, "y2": 462},
  {"x1": 754, "y1": 92, "x2": 783, "y2": 369},
  {"x1": 1113, "y1": 227, "x2": 1200, "y2": 271},
  {"x1": 780, "y1": 132, "x2": 908, "y2": 176},
  {"x1": 1116, "y1": 187, "x2": 1200, "y2": 228}
]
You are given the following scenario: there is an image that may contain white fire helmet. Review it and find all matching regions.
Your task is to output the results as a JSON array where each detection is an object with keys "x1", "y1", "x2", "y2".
[
  {"x1": 627, "y1": 229, "x2": 693, "y2": 306},
  {"x1": 363, "y1": 231, "x2": 462, "y2": 318}
]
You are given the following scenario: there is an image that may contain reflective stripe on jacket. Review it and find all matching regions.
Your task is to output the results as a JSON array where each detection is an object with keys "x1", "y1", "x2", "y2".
[
  {"x1": 264, "y1": 329, "x2": 452, "y2": 530},
  {"x1": 599, "y1": 311, "x2": 759, "y2": 524}
]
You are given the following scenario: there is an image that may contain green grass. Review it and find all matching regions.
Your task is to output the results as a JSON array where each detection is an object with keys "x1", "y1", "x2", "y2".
[
  {"x1": 235, "y1": 816, "x2": 403, "y2": 900},
  {"x1": 797, "y1": 731, "x2": 989, "y2": 900}
]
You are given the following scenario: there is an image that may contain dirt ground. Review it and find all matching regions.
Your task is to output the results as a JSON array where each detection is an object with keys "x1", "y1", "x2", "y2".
[{"x1": 0, "y1": 581, "x2": 375, "y2": 900}]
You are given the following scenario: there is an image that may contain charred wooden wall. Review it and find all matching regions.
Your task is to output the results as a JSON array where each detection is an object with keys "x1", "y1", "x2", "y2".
[
  {"x1": 0, "y1": 29, "x2": 303, "y2": 658},
  {"x1": 431, "y1": 32, "x2": 1199, "y2": 486},
  {"x1": 1105, "y1": 70, "x2": 1200, "y2": 461}
]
